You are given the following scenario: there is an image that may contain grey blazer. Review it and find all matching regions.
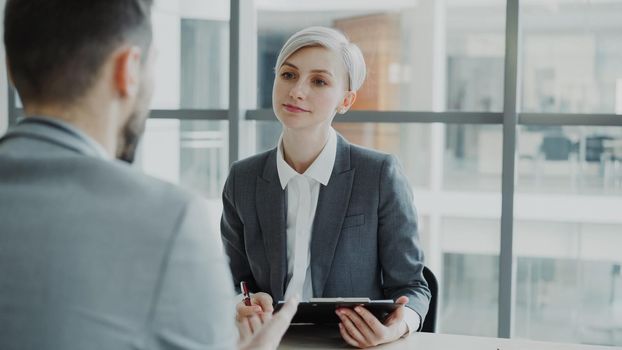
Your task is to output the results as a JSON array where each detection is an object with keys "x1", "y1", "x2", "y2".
[
  {"x1": 0, "y1": 118, "x2": 237, "y2": 350},
  {"x1": 221, "y1": 134, "x2": 430, "y2": 322}
]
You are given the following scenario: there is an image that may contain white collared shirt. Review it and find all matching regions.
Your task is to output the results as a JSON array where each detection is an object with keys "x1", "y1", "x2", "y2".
[
  {"x1": 275, "y1": 127, "x2": 420, "y2": 335},
  {"x1": 277, "y1": 128, "x2": 337, "y2": 301}
]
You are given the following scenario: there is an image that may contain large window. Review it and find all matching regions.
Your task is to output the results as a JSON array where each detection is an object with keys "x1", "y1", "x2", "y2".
[{"x1": 511, "y1": 1, "x2": 622, "y2": 344}]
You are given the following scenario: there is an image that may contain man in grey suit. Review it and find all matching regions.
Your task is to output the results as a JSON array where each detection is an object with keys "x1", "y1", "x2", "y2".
[{"x1": 0, "y1": 0, "x2": 296, "y2": 349}]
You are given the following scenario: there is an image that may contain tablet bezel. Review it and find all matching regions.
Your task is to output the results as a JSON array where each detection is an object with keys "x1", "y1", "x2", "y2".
[{"x1": 274, "y1": 300, "x2": 400, "y2": 325}]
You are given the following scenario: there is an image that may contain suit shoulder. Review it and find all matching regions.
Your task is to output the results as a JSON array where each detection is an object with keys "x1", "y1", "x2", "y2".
[
  {"x1": 349, "y1": 142, "x2": 392, "y2": 167},
  {"x1": 91, "y1": 159, "x2": 197, "y2": 207}
]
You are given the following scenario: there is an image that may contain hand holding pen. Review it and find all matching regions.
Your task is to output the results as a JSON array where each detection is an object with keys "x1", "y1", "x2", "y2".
[
  {"x1": 241, "y1": 281, "x2": 252, "y2": 306},
  {"x1": 236, "y1": 281, "x2": 274, "y2": 321}
]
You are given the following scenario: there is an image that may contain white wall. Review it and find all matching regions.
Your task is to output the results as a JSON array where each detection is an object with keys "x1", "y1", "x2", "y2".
[{"x1": 0, "y1": 0, "x2": 8, "y2": 135}]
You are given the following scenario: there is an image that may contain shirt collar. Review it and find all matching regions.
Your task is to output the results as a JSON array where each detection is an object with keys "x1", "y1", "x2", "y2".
[
  {"x1": 20, "y1": 116, "x2": 112, "y2": 160},
  {"x1": 276, "y1": 127, "x2": 337, "y2": 189}
]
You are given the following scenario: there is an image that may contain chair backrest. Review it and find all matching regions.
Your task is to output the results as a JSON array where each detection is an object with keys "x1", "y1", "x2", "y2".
[{"x1": 421, "y1": 266, "x2": 438, "y2": 333}]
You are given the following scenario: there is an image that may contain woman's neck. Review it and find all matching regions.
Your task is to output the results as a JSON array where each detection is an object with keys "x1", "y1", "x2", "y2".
[{"x1": 281, "y1": 126, "x2": 331, "y2": 174}]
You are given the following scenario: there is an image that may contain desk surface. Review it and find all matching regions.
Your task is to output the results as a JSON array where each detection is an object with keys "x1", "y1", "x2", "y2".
[{"x1": 278, "y1": 325, "x2": 621, "y2": 350}]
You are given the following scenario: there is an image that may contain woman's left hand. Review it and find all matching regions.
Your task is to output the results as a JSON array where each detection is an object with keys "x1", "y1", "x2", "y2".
[{"x1": 335, "y1": 296, "x2": 410, "y2": 348}]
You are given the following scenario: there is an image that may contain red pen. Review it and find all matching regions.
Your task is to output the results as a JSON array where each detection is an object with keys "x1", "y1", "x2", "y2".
[{"x1": 240, "y1": 281, "x2": 252, "y2": 306}]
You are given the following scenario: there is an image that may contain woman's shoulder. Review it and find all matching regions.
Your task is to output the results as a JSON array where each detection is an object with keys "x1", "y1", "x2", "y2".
[
  {"x1": 347, "y1": 141, "x2": 393, "y2": 165},
  {"x1": 340, "y1": 138, "x2": 404, "y2": 178}
]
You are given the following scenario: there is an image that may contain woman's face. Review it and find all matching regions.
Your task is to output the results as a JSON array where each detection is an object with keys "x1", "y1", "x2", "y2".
[{"x1": 272, "y1": 46, "x2": 355, "y2": 132}]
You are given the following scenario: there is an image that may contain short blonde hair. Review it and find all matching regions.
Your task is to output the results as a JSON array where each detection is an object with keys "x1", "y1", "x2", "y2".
[{"x1": 274, "y1": 26, "x2": 366, "y2": 92}]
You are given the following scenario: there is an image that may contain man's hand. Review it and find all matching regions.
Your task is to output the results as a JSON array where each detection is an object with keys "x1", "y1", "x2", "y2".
[
  {"x1": 236, "y1": 292, "x2": 274, "y2": 321},
  {"x1": 238, "y1": 296, "x2": 299, "y2": 350},
  {"x1": 335, "y1": 296, "x2": 410, "y2": 348}
]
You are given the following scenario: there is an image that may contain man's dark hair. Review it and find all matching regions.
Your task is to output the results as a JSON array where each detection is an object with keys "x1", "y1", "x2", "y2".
[{"x1": 4, "y1": 0, "x2": 154, "y2": 106}]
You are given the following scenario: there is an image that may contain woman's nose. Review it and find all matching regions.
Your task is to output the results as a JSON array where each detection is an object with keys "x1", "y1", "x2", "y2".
[{"x1": 289, "y1": 81, "x2": 307, "y2": 100}]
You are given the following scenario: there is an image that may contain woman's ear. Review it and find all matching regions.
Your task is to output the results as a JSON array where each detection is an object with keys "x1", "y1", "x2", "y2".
[{"x1": 338, "y1": 91, "x2": 357, "y2": 114}]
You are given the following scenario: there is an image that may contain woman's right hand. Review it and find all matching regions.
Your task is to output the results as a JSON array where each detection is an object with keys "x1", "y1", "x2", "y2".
[{"x1": 236, "y1": 292, "x2": 274, "y2": 321}]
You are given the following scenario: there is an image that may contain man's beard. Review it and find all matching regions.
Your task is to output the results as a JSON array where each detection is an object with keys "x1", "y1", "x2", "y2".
[
  {"x1": 116, "y1": 109, "x2": 147, "y2": 163},
  {"x1": 116, "y1": 73, "x2": 152, "y2": 163}
]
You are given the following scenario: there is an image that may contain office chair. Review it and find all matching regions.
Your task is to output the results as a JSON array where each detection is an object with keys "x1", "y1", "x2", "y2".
[
  {"x1": 540, "y1": 134, "x2": 573, "y2": 161},
  {"x1": 421, "y1": 266, "x2": 438, "y2": 333}
]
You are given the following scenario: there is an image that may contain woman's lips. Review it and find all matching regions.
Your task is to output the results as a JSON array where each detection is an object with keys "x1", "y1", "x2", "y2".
[{"x1": 283, "y1": 104, "x2": 310, "y2": 113}]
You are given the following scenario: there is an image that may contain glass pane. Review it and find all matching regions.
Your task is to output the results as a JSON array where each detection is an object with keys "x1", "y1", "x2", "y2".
[
  {"x1": 517, "y1": 126, "x2": 622, "y2": 195},
  {"x1": 441, "y1": 217, "x2": 500, "y2": 336},
  {"x1": 256, "y1": 0, "x2": 506, "y2": 112},
  {"x1": 152, "y1": 0, "x2": 229, "y2": 109},
  {"x1": 514, "y1": 222, "x2": 622, "y2": 346},
  {"x1": 521, "y1": 0, "x2": 622, "y2": 114},
  {"x1": 443, "y1": 125, "x2": 503, "y2": 192},
  {"x1": 138, "y1": 119, "x2": 229, "y2": 200},
  {"x1": 515, "y1": 125, "x2": 622, "y2": 346}
]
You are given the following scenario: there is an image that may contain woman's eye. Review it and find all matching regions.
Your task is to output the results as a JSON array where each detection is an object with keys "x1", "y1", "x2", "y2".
[
  {"x1": 281, "y1": 72, "x2": 294, "y2": 79},
  {"x1": 313, "y1": 79, "x2": 327, "y2": 86}
]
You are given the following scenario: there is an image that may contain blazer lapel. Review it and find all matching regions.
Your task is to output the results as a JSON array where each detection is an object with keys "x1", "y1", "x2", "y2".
[
  {"x1": 311, "y1": 135, "x2": 355, "y2": 296},
  {"x1": 256, "y1": 149, "x2": 288, "y2": 301}
]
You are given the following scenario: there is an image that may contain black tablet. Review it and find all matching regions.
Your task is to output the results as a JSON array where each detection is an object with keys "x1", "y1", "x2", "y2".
[{"x1": 274, "y1": 298, "x2": 400, "y2": 324}]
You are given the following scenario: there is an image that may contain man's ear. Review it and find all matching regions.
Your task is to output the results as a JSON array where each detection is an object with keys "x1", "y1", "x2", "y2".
[
  {"x1": 337, "y1": 91, "x2": 357, "y2": 114},
  {"x1": 113, "y1": 46, "x2": 142, "y2": 98},
  {"x1": 5, "y1": 58, "x2": 15, "y2": 87}
]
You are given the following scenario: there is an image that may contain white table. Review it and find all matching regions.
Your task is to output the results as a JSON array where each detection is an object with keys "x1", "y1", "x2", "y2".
[{"x1": 278, "y1": 325, "x2": 621, "y2": 349}]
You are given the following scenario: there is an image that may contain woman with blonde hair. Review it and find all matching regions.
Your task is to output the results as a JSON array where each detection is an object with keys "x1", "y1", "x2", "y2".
[{"x1": 221, "y1": 26, "x2": 430, "y2": 348}]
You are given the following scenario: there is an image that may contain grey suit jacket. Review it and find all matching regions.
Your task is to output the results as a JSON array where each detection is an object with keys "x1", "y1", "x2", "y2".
[
  {"x1": 0, "y1": 118, "x2": 237, "y2": 350},
  {"x1": 221, "y1": 134, "x2": 430, "y2": 323}
]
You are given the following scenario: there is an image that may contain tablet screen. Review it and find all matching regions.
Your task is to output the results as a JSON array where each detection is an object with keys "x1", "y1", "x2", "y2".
[{"x1": 274, "y1": 298, "x2": 400, "y2": 324}]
